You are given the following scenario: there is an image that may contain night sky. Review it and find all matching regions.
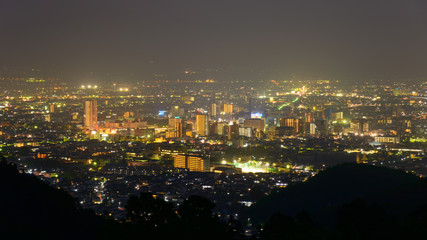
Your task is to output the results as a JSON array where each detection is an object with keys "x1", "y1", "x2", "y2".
[{"x1": 1, "y1": 0, "x2": 427, "y2": 81}]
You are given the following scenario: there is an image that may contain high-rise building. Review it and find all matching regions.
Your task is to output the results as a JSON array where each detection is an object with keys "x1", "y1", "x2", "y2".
[
  {"x1": 174, "y1": 155, "x2": 210, "y2": 172},
  {"x1": 174, "y1": 155, "x2": 187, "y2": 169},
  {"x1": 196, "y1": 114, "x2": 208, "y2": 136},
  {"x1": 223, "y1": 104, "x2": 233, "y2": 115},
  {"x1": 49, "y1": 104, "x2": 55, "y2": 113},
  {"x1": 239, "y1": 127, "x2": 252, "y2": 138},
  {"x1": 84, "y1": 100, "x2": 97, "y2": 129},
  {"x1": 169, "y1": 118, "x2": 182, "y2": 129},
  {"x1": 175, "y1": 122, "x2": 183, "y2": 138},
  {"x1": 305, "y1": 112, "x2": 313, "y2": 123},
  {"x1": 244, "y1": 118, "x2": 265, "y2": 132},
  {"x1": 279, "y1": 118, "x2": 304, "y2": 134},
  {"x1": 314, "y1": 119, "x2": 328, "y2": 136},
  {"x1": 350, "y1": 119, "x2": 369, "y2": 134},
  {"x1": 309, "y1": 122, "x2": 317, "y2": 136},
  {"x1": 228, "y1": 122, "x2": 239, "y2": 140},
  {"x1": 211, "y1": 103, "x2": 218, "y2": 117},
  {"x1": 217, "y1": 122, "x2": 225, "y2": 135},
  {"x1": 331, "y1": 112, "x2": 344, "y2": 121}
]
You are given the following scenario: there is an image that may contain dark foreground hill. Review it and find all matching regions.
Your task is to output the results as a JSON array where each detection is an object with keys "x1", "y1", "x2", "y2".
[
  {"x1": 0, "y1": 159, "x2": 103, "y2": 240},
  {"x1": 0, "y1": 158, "x2": 239, "y2": 240},
  {"x1": 249, "y1": 162, "x2": 427, "y2": 239}
]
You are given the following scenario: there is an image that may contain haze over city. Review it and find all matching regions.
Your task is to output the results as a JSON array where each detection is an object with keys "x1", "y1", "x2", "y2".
[{"x1": 1, "y1": 0, "x2": 427, "y2": 81}]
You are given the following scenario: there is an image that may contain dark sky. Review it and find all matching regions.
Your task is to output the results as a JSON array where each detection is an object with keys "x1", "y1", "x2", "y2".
[{"x1": 1, "y1": 0, "x2": 427, "y2": 81}]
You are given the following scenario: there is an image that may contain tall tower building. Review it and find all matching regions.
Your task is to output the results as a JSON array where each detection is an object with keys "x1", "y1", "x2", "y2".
[
  {"x1": 211, "y1": 103, "x2": 218, "y2": 117},
  {"x1": 84, "y1": 100, "x2": 98, "y2": 129},
  {"x1": 175, "y1": 122, "x2": 183, "y2": 138},
  {"x1": 305, "y1": 112, "x2": 313, "y2": 123},
  {"x1": 196, "y1": 114, "x2": 208, "y2": 136},
  {"x1": 49, "y1": 104, "x2": 55, "y2": 113}
]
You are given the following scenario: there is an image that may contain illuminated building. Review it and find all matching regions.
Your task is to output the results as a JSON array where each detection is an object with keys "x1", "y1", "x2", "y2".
[
  {"x1": 217, "y1": 122, "x2": 225, "y2": 135},
  {"x1": 175, "y1": 122, "x2": 183, "y2": 138},
  {"x1": 305, "y1": 112, "x2": 313, "y2": 123},
  {"x1": 173, "y1": 155, "x2": 210, "y2": 172},
  {"x1": 84, "y1": 100, "x2": 97, "y2": 130},
  {"x1": 44, "y1": 114, "x2": 51, "y2": 122},
  {"x1": 211, "y1": 103, "x2": 218, "y2": 117},
  {"x1": 279, "y1": 118, "x2": 304, "y2": 134},
  {"x1": 166, "y1": 131, "x2": 176, "y2": 139},
  {"x1": 196, "y1": 114, "x2": 208, "y2": 136},
  {"x1": 210, "y1": 164, "x2": 242, "y2": 174},
  {"x1": 174, "y1": 155, "x2": 186, "y2": 169},
  {"x1": 244, "y1": 118, "x2": 265, "y2": 132},
  {"x1": 309, "y1": 122, "x2": 317, "y2": 135},
  {"x1": 223, "y1": 104, "x2": 233, "y2": 115},
  {"x1": 374, "y1": 136, "x2": 400, "y2": 144},
  {"x1": 122, "y1": 119, "x2": 147, "y2": 129},
  {"x1": 363, "y1": 122, "x2": 370, "y2": 132},
  {"x1": 169, "y1": 118, "x2": 182, "y2": 129},
  {"x1": 49, "y1": 104, "x2": 55, "y2": 113},
  {"x1": 331, "y1": 112, "x2": 344, "y2": 121},
  {"x1": 239, "y1": 127, "x2": 252, "y2": 138},
  {"x1": 350, "y1": 119, "x2": 369, "y2": 134}
]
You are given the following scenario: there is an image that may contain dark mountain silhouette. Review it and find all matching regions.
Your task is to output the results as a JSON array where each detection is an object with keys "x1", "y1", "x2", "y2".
[
  {"x1": 249, "y1": 162, "x2": 427, "y2": 239},
  {"x1": 0, "y1": 157, "x2": 103, "y2": 240},
  {"x1": 249, "y1": 163, "x2": 424, "y2": 225},
  {"x1": 0, "y1": 157, "x2": 239, "y2": 240}
]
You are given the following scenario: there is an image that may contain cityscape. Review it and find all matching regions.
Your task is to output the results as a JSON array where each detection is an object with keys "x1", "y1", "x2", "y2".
[
  {"x1": 1, "y1": 74, "x2": 426, "y2": 234},
  {"x1": 1, "y1": 1, "x2": 427, "y2": 239}
]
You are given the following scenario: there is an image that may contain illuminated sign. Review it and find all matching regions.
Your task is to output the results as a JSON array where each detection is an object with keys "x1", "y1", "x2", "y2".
[{"x1": 251, "y1": 112, "x2": 263, "y2": 119}]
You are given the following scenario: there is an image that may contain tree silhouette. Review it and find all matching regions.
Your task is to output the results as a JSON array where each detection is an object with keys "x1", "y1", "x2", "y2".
[
  {"x1": 336, "y1": 199, "x2": 395, "y2": 240},
  {"x1": 178, "y1": 195, "x2": 216, "y2": 223},
  {"x1": 258, "y1": 210, "x2": 324, "y2": 240},
  {"x1": 227, "y1": 215, "x2": 243, "y2": 237},
  {"x1": 178, "y1": 195, "x2": 233, "y2": 240},
  {"x1": 259, "y1": 212, "x2": 295, "y2": 240},
  {"x1": 125, "y1": 192, "x2": 176, "y2": 229}
]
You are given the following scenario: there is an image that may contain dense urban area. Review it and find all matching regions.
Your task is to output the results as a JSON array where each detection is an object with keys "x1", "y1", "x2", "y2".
[{"x1": 1, "y1": 71, "x2": 426, "y2": 235}]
